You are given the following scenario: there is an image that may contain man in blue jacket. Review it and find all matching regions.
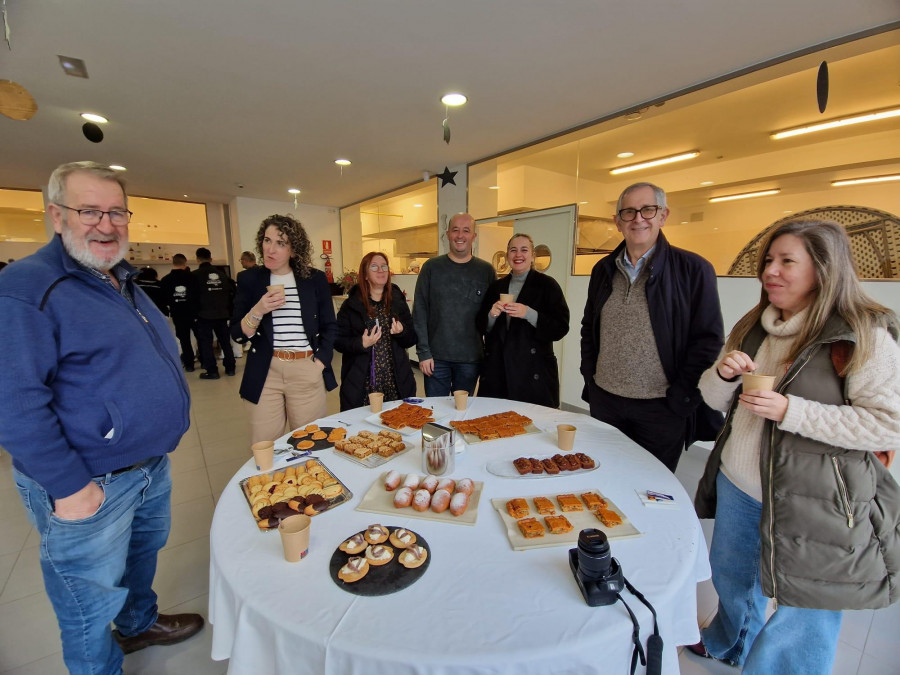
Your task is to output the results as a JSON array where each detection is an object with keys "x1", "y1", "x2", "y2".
[
  {"x1": 580, "y1": 182, "x2": 724, "y2": 472},
  {"x1": 0, "y1": 162, "x2": 203, "y2": 673}
]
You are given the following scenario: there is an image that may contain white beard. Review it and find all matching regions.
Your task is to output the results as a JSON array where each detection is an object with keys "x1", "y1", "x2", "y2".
[{"x1": 60, "y1": 226, "x2": 129, "y2": 272}]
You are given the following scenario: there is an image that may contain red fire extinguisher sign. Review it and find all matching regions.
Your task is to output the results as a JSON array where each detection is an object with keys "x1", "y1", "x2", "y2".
[{"x1": 322, "y1": 240, "x2": 332, "y2": 254}]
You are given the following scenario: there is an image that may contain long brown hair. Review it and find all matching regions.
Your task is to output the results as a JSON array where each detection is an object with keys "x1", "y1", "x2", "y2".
[
  {"x1": 726, "y1": 220, "x2": 897, "y2": 374},
  {"x1": 357, "y1": 252, "x2": 393, "y2": 317}
]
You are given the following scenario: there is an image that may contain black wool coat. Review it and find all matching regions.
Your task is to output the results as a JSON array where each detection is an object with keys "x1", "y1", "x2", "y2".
[
  {"x1": 334, "y1": 284, "x2": 418, "y2": 411},
  {"x1": 476, "y1": 270, "x2": 570, "y2": 408}
]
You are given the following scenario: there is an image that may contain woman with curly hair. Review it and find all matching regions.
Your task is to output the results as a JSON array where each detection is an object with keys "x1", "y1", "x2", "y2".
[{"x1": 231, "y1": 214, "x2": 337, "y2": 443}]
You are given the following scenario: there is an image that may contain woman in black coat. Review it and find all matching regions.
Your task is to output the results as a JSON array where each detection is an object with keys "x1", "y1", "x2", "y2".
[
  {"x1": 476, "y1": 233, "x2": 570, "y2": 408},
  {"x1": 335, "y1": 252, "x2": 417, "y2": 411}
]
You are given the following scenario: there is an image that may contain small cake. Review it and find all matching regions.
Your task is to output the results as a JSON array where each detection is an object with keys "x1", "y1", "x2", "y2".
[
  {"x1": 557, "y1": 494, "x2": 584, "y2": 512},
  {"x1": 544, "y1": 514, "x2": 574, "y2": 534},
  {"x1": 581, "y1": 492, "x2": 607, "y2": 512},
  {"x1": 384, "y1": 470, "x2": 401, "y2": 491},
  {"x1": 575, "y1": 452, "x2": 595, "y2": 470},
  {"x1": 399, "y1": 545, "x2": 428, "y2": 569},
  {"x1": 517, "y1": 517, "x2": 545, "y2": 538},
  {"x1": 431, "y1": 489, "x2": 451, "y2": 513},
  {"x1": 291, "y1": 430, "x2": 308, "y2": 439},
  {"x1": 533, "y1": 496, "x2": 555, "y2": 515},
  {"x1": 455, "y1": 478, "x2": 475, "y2": 496},
  {"x1": 340, "y1": 532, "x2": 367, "y2": 554},
  {"x1": 436, "y1": 478, "x2": 456, "y2": 493},
  {"x1": 506, "y1": 498, "x2": 530, "y2": 519},
  {"x1": 421, "y1": 475, "x2": 440, "y2": 494},
  {"x1": 389, "y1": 528, "x2": 417, "y2": 548},
  {"x1": 364, "y1": 524, "x2": 390, "y2": 544},
  {"x1": 311, "y1": 431, "x2": 327, "y2": 441},
  {"x1": 412, "y1": 488, "x2": 432, "y2": 512},
  {"x1": 393, "y1": 486, "x2": 413, "y2": 508},
  {"x1": 338, "y1": 556, "x2": 369, "y2": 582},
  {"x1": 402, "y1": 473, "x2": 421, "y2": 490},
  {"x1": 597, "y1": 508, "x2": 623, "y2": 527},
  {"x1": 365, "y1": 544, "x2": 394, "y2": 566},
  {"x1": 513, "y1": 458, "x2": 533, "y2": 475},
  {"x1": 449, "y1": 491, "x2": 469, "y2": 516},
  {"x1": 541, "y1": 458, "x2": 560, "y2": 475}
]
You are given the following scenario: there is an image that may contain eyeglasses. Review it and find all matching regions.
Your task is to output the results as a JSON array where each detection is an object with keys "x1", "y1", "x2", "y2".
[
  {"x1": 368, "y1": 264, "x2": 390, "y2": 272},
  {"x1": 55, "y1": 204, "x2": 133, "y2": 227},
  {"x1": 617, "y1": 205, "x2": 661, "y2": 221}
]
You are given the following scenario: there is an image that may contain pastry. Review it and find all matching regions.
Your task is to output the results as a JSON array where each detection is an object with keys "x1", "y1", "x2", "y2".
[
  {"x1": 384, "y1": 470, "x2": 401, "y2": 491},
  {"x1": 389, "y1": 528, "x2": 417, "y2": 548},
  {"x1": 581, "y1": 492, "x2": 607, "y2": 512},
  {"x1": 364, "y1": 524, "x2": 390, "y2": 544},
  {"x1": 304, "y1": 424, "x2": 319, "y2": 432},
  {"x1": 393, "y1": 487, "x2": 413, "y2": 508},
  {"x1": 421, "y1": 475, "x2": 440, "y2": 494},
  {"x1": 402, "y1": 473, "x2": 421, "y2": 490},
  {"x1": 430, "y1": 488, "x2": 451, "y2": 513},
  {"x1": 597, "y1": 508, "x2": 623, "y2": 527},
  {"x1": 338, "y1": 556, "x2": 369, "y2": 582},
  {"x1": 257, "y1": 517, "x2": 280, "y2": 530},
  {"x1": 557, "y1": 494, "x2": 584, "y2": 512},
  {"x1": 251, "y1": 499, "x2": 271, "y2": 518},
  {"x1": 340, "y1": 532, "x2": 367, "y2": 554},
  {"x1": 297, "y1": 440, "x2": 315, "y2": 450},
  {"x1": 322, "y1": 484, "x2": 343, "y2": 499},
  {"x1": 455, "y1": 478, "x2": 475, "y2": 496},
  {"x1": 533, "y1": 496, "x2": 555, "y2": 515},
  {"x1": 436, "y1": 478, "x2": 456, "y2": 493},
  {"x1": 544, "y1": 514, "x2": 574, "y2": 534},
  {"x1": 513, "y1": 458, "x2": 533, "y2": 475},
  {"x1": 412, "y1": 488, "x2": 432, "y2": 512},
  {"x1": 365, "y1": 544, "x2": 394, "y2": 566},
  {"x1": 541, "y1": 458, "x2": 560, "y2": 475},
  {"x1": 575, "y1": 453, "x2": 595, "y2": 470},
  {"x1": 506, "y1": 498, "x2": 530, "y2": 519},
  {"x1": 449, "y1": 491, "x2": 469, "y2": 516},
  {"x1": 531, "y1": 461, "x2": 544, "y2": 475},
  {"x1": 272, "y1": 471, "x2": 285, "y2": 483},
  {"x1": 399, "y1": 545, "x2": 428, "y2": 569},
  {"x1": 311, "y1": 431, "x2": 327, "y2": 440},
  {"x1": 517, "y1": 517, "x2": 545, "y2": 538},
  {"x1": 291, "y1": 430, "x2": 308, "y2": 439}
]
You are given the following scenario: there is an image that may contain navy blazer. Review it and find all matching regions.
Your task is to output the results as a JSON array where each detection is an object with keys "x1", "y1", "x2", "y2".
[{"x1": 230, "y1": 266, "x2": 338, "y2": 403}]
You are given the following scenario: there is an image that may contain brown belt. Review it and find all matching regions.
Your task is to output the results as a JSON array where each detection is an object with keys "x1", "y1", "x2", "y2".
[{"x1": 273, "y1": 349, "x2": 313, "y2": 361}]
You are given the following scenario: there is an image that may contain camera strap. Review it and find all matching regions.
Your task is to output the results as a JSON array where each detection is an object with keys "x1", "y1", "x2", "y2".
[{"x1": 617, "y1": 576, "x2": 663, "y2": 675}]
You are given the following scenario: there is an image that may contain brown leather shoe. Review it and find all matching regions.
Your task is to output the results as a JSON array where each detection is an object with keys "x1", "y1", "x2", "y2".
[{"x1": 114, "y1": 613, "x2": 204, "y2": 654}]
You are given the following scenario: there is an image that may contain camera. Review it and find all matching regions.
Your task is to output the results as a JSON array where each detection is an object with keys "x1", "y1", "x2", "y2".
[{"x1": 569, "y1": 528, "x2": 624, "y2": 606}]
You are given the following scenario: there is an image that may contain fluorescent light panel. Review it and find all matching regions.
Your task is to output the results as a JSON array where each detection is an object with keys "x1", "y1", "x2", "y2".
[
  {"x1": 709, "y1": 189, "x2": 780, "y2": 203},
  {"x1": 831, "y1": 174, "x2": 900, "y2": 187},
  {"x1": 771, "y1": 107, "x2": 900, "y2": 140},
  {"x1": 610, "y1": 151, "x2": 699, "y2": 175}
]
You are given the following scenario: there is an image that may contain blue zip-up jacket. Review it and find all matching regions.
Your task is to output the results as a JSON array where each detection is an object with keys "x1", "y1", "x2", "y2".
[{"x1": 0, "y1": 236, "x2": 190, "y2": 499}]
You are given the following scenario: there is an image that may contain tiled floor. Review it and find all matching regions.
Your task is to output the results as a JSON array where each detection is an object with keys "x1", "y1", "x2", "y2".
[{"x1": 0, "y1": 356, "x2": 898, "y2": 674}]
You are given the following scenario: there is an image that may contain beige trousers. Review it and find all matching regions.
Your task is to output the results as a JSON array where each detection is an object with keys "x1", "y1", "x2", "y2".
[{"x1": 247, "y1": 357, "x2": 327, "y2": 444}]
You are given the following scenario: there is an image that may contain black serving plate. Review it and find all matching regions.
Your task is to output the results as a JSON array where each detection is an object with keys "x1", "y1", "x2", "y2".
[
  {"x1": 329, "y1": 527, "x2": 431, "y2": 596},
  {"x1": 286, "y1": 426, "x2": 344, "y2": 452}
]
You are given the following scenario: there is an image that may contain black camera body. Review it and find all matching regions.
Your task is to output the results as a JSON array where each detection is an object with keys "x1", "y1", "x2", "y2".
[{"x1": 569, "y1": 528, "x2": 625, "y2": 606}]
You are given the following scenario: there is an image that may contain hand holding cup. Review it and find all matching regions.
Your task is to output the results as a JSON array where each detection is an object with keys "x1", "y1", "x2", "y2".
[{"x1": 716, "y1": 350, "x2": 758, "y2": 381}]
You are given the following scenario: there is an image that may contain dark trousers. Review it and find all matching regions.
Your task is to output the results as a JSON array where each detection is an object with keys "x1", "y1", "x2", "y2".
[
  {"x1": 172, "y1": 315, "x2": 197, "y2": 368},
  {"x1": 196, "y1": 318, "x2": 236, "y2": 374},
  {"x1": 587, "y1": 380, "x2": 686, "y2": 472}
]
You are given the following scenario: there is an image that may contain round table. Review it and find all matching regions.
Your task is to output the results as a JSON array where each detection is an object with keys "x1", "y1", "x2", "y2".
[{"x1": 209, "y1": 397, "x2": 710, "y2": 674}]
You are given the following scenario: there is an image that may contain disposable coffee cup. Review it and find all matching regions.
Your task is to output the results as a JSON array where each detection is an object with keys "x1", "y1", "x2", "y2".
[
  {"x1": 278, "y1": 514, "x2": 311, "y2": 562},
  {"x1": 267, "y1": 284, "x2": 285, "y2": 298},
  {"x1": 557, "y1": 424, "x2": 577, "y2": 451},
  {"x1": 369, "y1": 392, "x2": 384, "y2": 412},
  {"x1": 251, "y1": 441, "x2": 275, "y2": 471},
  {"x1": 742, "y1": 373, "x2": 776, "y2": 393},
  {"x1": 453, "y1": 390, "x2": 468, "y2": 411},
  {"x1": 499, "y1": 293, "x2": 514, "y2": 305}
]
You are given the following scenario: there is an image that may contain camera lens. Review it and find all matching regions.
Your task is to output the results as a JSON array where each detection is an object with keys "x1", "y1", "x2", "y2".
[{"x1": 577, "y1": 528, "x2": 612, "y2": 580}]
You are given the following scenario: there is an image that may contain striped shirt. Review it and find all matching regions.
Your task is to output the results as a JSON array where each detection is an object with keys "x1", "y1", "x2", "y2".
[{"x1": 270, "y1": 272, "x2": 310, "y2": 350}]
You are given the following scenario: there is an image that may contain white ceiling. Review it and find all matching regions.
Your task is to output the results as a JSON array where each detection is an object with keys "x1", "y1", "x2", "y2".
[{"x1": 0, "y1": 1, "x2": 897, "y2": 207}]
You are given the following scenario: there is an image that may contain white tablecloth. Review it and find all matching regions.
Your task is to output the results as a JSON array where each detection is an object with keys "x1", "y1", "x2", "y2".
[{"x1": 209, "y1": 397, "x2": 710, "y2": 674}]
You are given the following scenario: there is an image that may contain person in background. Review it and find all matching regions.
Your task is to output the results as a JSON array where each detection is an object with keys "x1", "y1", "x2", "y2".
[
  {"x1": 580, "y1": 182, "x2": 724, "y2": 472},
  {"x1": 135, "y1": 266, "x2": 169, "y2": 315},
  {"x1": 477, "y1": 233, "x2": 569, "y2": 407},
  {"x1": 691, "y1": 220, "x2": 900, "y2": 673},
  {"x1": 335, "y1": 252, "x2": 417, "y2": 411},
  {"x1": 161, "y1": 253, "x2": 200, "y2": 371},
  {"x1": 0, "y1": 161, "x2": 202, "y2": 674},
  {"x1": 193, "y1": 246, "x2": 236, "y2": 379},
  {"x1": 231, "y1": 214, "x2": 337, "y2": 443},
  {"x1": 413, "y1": 212, "x2": 495, "y2": 396},
  {"x1": 238, "y1": 250, "x2": 258, "y2": 274}
]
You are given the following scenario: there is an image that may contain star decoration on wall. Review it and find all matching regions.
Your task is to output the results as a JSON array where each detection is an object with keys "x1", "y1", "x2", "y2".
[{"x1": 436, "y1": 166, "x2": 458, "y2": 187}]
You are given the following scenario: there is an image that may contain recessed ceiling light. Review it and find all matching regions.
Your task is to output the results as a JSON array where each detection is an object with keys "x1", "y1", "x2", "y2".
[
  {"x1": 579, "y1": 201, "x2": 589, "y2": 205},
  {"x1": 413, "y1": 203, "x2": 423, "y2": 208},
  {"x1": 831, "y1": 174, "x2": 900, "y2": 187},
  {"x1": 81, "y1": 113, "x2": 108, "y2": 124},
  {"x1": 616, "y1": 152, "x2": 634, "y2": 159},
  {"x1": 58, "y1": 55, "x2": 88, "y2": 78},
  {"x1": 183, "y1": 194, "x2": 189, "y2": 198},
  {"x1": 335, "y1": 159, "x2": 352, "y2": 166},
  {"x1": 771, "y1": 107, "x2": 900, "y2": 140},
  {"x1": 784, "y1": 210, "x2": 793, "y2": 214},
  {"x1": 488, "y1": 185, "x2": 500, "y2": 190},
  {"x1": 709, "y1": 189, "x2": 780, "y2": 203},
  {"x1": 108, "y1": 164, "x2": 126, "y2": 171},
  {"x1": 288, "y1": 188, "x2": 301, "y2": 195},
  {"x1": 681, "y1": 221, "x2": 688, "y2": 225},
  {"x1": 700, "y1": 181, "x2": 714, "y2": 186},
  {"x1": 441, "y1": 93, "x2": 467, "y2": 106},
  {"x1": 610, "y1": 151, "x2": 700, "y2": 175}
]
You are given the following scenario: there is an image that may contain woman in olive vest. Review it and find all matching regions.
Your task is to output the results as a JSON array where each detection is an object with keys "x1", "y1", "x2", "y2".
[{"x1": 690, "y1": 220, "x2": 900, "y2": 674}]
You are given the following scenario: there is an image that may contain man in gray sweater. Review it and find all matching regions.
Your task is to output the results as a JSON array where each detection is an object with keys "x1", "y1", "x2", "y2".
[{"x1": 414, "y1": 213, "x2": 496, "y2": 396}]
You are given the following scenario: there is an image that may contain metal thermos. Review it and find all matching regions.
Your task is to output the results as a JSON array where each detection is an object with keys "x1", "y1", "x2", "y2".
[{"x1": 422, "y1": 422, "x2": 455, "y2": 475}]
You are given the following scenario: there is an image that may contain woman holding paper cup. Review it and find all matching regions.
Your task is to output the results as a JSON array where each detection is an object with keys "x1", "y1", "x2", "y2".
[
  {"x1": 691, "y1": 220, "x2": 900, "y2": 673},
  {"x1": 476, "y1": 233, "x2": 569, "y2": 407},
  {"x1": 231, "y1": 214, "x2": 337, "y2": 443},
  {"x1": 335, "y1": 252, "x2": 417, "y2": 411}
]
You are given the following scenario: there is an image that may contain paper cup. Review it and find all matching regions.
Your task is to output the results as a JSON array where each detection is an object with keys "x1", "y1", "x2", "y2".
[
  {"x1": 251, "y1": 441, "x2": 275, "y2": 471},
  {"x1": 742, "y1": 373, "x2": 776, "y2": 393},
  {"x1": 499, "y1": 293, "x2": 514, "y2": 305},
  {"x1": 267, "y1": 284, "x2": 285, "y2": 298},
  {"x1": 278, "y1": 514, "x2": 311, "y2": 562},
  {"x1": 557, "y1": 424, "x2": 577, "y2": 451},
  {"x1": 453, "y1": 390, "x2": 468, "y2": 411},
  {"x1": 369, "y1": 392, "x2": 384, "y2": 412}
]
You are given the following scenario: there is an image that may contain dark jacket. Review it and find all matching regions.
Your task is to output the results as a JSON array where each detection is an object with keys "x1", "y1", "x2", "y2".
[
  {"x1": 160, "y1": 267, "x2": 200, "y2": 322},
  {"x1": 0, "y1": 236, "x2": 190, "y2": 498},
  {"x1": 580, "y1": 232, "x2": 724, "y2": 443},
  {"x1": 695, "y1": 316, "x2": 900, "y2": 610},
  {"x1": 476, "y1": 270, "x2": 569, "y2": 408},
  {"x1": 134, "y1": 277, "x2": 169, "y2": 315},
  {"x1": 193, "y1": 261, "x2": 235, "y2": 320},
  {"x1": 334, "y1": 284, "x2": 417, "y2": 411},
  {"x1": 230, "y1": 266, "x2": 337, "y2": 403}
]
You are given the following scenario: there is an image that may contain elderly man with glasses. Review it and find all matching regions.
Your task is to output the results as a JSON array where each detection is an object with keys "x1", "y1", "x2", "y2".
[
  {"x1": 580, "y1": 182, "x2": 725, "y2": 472},
  {"x1": 0, "y1": 161, "x2": 203, "y2": 674}
]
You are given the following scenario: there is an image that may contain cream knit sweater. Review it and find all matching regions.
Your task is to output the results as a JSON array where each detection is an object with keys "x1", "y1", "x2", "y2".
[{"x1": 698, "y1": 305, "x2": 900, "y2": 502}]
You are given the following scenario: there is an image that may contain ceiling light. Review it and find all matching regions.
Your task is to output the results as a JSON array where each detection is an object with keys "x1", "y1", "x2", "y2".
[
  {"x1": 579, "y1": 201, "x2": 589, "y2": 205},
  {"x1": 771, "y1": 107, "x2": 900, "y2": 140},
  {"x1": 831, "y1": 174, "x2": 900, "y2": 187},
  {"x1": 413, "y1": 204, "x2": 423, "y2": 208},
  {"x1": 610, "y1": 151, "x2": 700, "y2": 175},
  {"x1": 616, "y1": 152, "x2": 634, "y2": 159},
  {"x1": 709, "y1": 189, "x2": 780, "y2": 203},
  {"x1": 335, "y1": 159, "x2": 351, "y2": 166},
  {"x1": 488, "y1": 185, "x2": 500, "y2": 190},
  {"x1": 681, "y1": 221, "x2": 688, "y2": 225},
  {"x1": 58, "y1": 55, "x2": 88, "y2": 78},
  {"x1": 81, "y1": 113, "x2": 108, "y2": 124},
  {"x1": 441, "y1": 93, "x2": 467, "y2": 106},
  {"x1": 700, "y1": 181, "x2": 714, "y2": 186},
  {"x1": 288, "y1": 188, "x2": 300, "y2": 194},
  {"x1": 108, "y1": 165, "x2": 126, "y2": 171},
  {"x1": 183, "y1": 194, "x2": 189, "y2": 198}
]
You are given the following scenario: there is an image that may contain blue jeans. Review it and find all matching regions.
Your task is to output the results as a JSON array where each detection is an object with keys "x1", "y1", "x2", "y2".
[
  {"x1": 423, "y1": 359, "x2": 481, "y2": 397},
  {"x1": 14, "y1": 455, "x2": 172, "y2": 675},
  {"x1": 702, "y1": 472, "x2": 841, "y2": 674}
]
